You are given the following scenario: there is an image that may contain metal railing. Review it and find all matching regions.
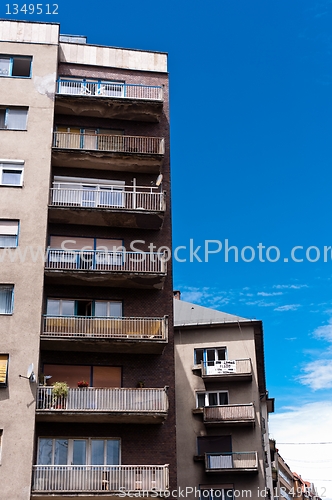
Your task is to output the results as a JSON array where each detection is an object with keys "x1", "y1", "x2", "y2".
[
  {"x1": 203, "y1": 403, "x2": 255, "y2": 423},
  {"x1": 53, "y1": 131, "x2": 165, "y2": 155},
  {"x1": 41, "y1": 315, "x2": 168, "y2": 341},
  {"x1": 37, "y1": 387, "x2": 168, "y2": 413},
  {"x1": 45, "y1": 250, "x2": 167, "y2": 274},
  {"x1": 32, "y1": 464, "x2": 169, "y2": 493},
  {"x1": 50, "y1": 185, "x2": 166, "y2": 212},
  {"x1": 205, "y1": 452, "x2": 258, "y2": 471},
  {"x1": 201, "y1": 358, "x2": 251, "y2": 376},
  {"x1": 57, "y1": 79, "x2": 163, "y2": 101}
]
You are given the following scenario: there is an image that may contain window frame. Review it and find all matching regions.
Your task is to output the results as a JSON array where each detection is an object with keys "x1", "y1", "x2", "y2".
[
  {"x1": 0, "y1": 220, "x2": 19, "y2": 248},
  {"x1": 46, "y1": 298, "x2": 123, "y2": 318},
  {"x1": 0, "y1": 285, "x2": 14, "y2": 315},
  {"x1": 0, "y1": 55, "x2": 32, "y2": 78},
  {"x1": 196, "y1": 390, "x2": 229, "y2": 408},
  {"x1": 0, "y1": 161, "x2": 24, "y2": 187},
  {"x1": 0, "y1": 107, "x2": 28, "y2": 131},
  {"x1": 37, "y1": 437, "x2": 121, "y2": 465},
  {"x1": 0, "y1": 354, "x2": 9, "y2": 388},
  {"x1": 194, "y1": 347, "x2": 227, "y2": 366}
]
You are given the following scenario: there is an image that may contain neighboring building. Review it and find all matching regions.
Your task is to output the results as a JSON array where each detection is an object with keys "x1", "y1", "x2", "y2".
[
  {"x1": 293, "y1": 473, "x2": 321, "y2": 500},
  {"x1": 0, "y1": 20, "x2": 175, "y2": 499},
  {"x1": 174, "y1": 294, "x2": 274, "y2": 500},
  {"x1": 269, "y1": 444, "x2": 321, "y2": 500}
]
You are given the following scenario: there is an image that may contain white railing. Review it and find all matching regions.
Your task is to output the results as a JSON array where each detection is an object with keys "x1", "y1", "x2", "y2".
[
  {"x1": 41, "y1": 315, "x2": 168, "y2": 340},
  {"x1": 53, "y1": 132, "x2": 165, "y2": 155},
  {"x1": 37, "y1": 387, "x2": 168, "y2": 413},
  {"x1": 45, "y1": 250, "x2": 167, "y2": 274},
  {"x1": 203, "y1": 403, "x2": 255, "y2": 423},
  {"x1": 50, "y1": 185, "x2": 166, "y2": 212},
  {"x1": 57, "y1": 79, "x2": 163, "y2": 101},
  {"x1": 202, "y1": 358, "x2": 251, "y2": 376},
  {"x1": 205, "y1": 452, "x2": 258, "y2": 471},
  {"x1": 32, "y1": 464, "x2": 169, "y2": 493}
]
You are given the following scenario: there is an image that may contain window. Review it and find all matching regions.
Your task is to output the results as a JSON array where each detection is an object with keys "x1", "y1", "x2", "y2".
[
  {"x1": 0, "y1": 107, "x2": 28, "y2": 130},
  {"x1": 200, "y1": 489, "x2": 234, "y2": 500},
  {"x1": 197, "y1": 435, "x2": 232, "y2": 455},
  {"x1": 0, "y1": 355, "x2": 9, "y2": 387},
  {"x1": 37, "y1": 438, "x2": 120, "y2": 465},
  {"x1": 46, "y1": 299, "x2": 122, "y2": 318},
  {"x1": 0, "y1": 220, "x2": 19, "y2": 247},
  {"x1": 0, "y1": 55, "x2": 32, "y2": 77},
  {"x1": 0, "y1": 162, "x2": 24, "y2": 186},
  {"x1": 0, "y1": 286, "x2": 14, "y2": 314},
  {"x1": 43, "y1": 364, "x2": 121, "y2": 388},
  {"x1": 196, "y1": 391, "x2": 228, "y2": 407},
  {"x1": 194, "y1": 348, "x2": 226, "y2": 365}
]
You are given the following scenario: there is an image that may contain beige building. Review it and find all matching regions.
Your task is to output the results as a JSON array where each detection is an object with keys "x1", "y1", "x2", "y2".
[
  {"x1": 174, "y1": 295, "x2": 274, "y2": 500},
  {"x1": 0, "y1": 20, "x2": 175, "y2": 500}
]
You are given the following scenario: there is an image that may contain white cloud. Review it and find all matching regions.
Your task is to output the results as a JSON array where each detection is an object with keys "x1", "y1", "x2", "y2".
[
  {"x1": 298, "y1": 360, "x2": 332, "y2": 390},
  {"x1": 257, "y1": 291, "x2": 283, "y2": 297},
  {"x1": 313, "y1": 319, "x2": 332, "y2": 342},
  {"x1": 273, "y1": 284, "x2": 308, "y2": 290},
  {"x1": 245, "y1": 300, "x2": 277, "y2": 307},
  {"x1": 270, "y1": 402, "x2": 332, "y2": 500},
  {"x1": 274, "y1": 304, "x2": 301, "y2": 312}
]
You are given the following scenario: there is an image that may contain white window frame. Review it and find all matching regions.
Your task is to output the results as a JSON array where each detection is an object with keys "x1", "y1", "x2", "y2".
[
  {"x1": 196, "y1": 390, "x2": 229, "y2": 408},
  {"x1": 0, "y1": 55, "x2": 32, "y2": 78},
  {"x1": 194, "y1": 347, "x2": 227, "y2": 365},
  {"x1": 0, "y1": 160, "x2": 24, "y2": 187},
  {"x1": 37, "y1": 437, "x2": 121, "y2": 465},
  {"x1": 0, "y1": 220, "x2": 19, "y2": 247},
  {"x1": 0, "y1": 285, "x2": 14, "y2": 315}
]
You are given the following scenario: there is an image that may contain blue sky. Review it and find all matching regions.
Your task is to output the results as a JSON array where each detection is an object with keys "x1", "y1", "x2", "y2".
[{"x1": 3, "y1": 0, "x2": 332, "y2": 493}]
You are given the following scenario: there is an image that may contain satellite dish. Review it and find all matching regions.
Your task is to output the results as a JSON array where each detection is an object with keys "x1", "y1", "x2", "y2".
[
  {"x1": 19, "y1": 363, "x2": 36, "y2": 382},
  {"x1": 27, "y1": 363, "x2": 34, "y2": 379},
  {"x1": 156, "y1": 174, "x2": 163, "y2": 187}
]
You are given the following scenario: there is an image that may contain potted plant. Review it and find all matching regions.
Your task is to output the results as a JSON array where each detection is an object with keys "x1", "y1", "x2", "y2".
[
  {"x1": 137, "y1": 380, "x2": 145, "y2": 388},
  {"x1": 77, "y1": 380, "x2": 89, "y2": 388},
  {"x1": 52, "y1": 381, "x2": 69, "y2": 409}
]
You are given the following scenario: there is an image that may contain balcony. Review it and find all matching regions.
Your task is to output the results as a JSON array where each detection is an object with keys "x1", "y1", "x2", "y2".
[
  {"x1": 40, "y1": 315, "x2": 168, "y2": 354},
  {"x1": 32, "y1": 464, "x2": 169, "y2": 497},
  {"x1": 202, "y1": 403, "x2": 255, "y2": 426},
  {"x1": 205, "y1": 452, "x2": 258, "y2": 473},
  {"x1": 200, "y1": 359, "x2": 252, "y2": 382},
  {"x1": 52, "y1": 132, "x2": 165, "y2": 173},
  {"x1": 36, "y1": 387, "x2": 168, "y2": 424},
  {"x1": 48, "y1": 185, "x2": 166, "y2": 230},
  {"x1": 55, "y1": 79, "x2": 164, "y2": 122},
  {"x1": 44, "y1": 250, "x2": 167, "y2": 289}
]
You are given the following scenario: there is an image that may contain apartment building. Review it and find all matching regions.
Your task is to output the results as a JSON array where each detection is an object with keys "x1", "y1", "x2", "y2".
[
  {"x1": 0, "y1": 20, "x2": 175, "y2": 499},
  {"x1": 174, "y1": 294, "x2": 274, "y2": 500}
]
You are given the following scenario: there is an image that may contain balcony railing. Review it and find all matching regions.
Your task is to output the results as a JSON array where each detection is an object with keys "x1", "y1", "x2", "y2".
[
  {"x1": 201, "y1": 358, "x2": 251, "y2": 377},
  {"x1": 45, "y1": 250, "x2": 167, "y2": 274},
  {"x1": 37, "y1": 387, "x2": 168, "y2": 413},
  {"x1": 53, "y1": 132, "x2": 165, "y2": 155},
  {"x1": 57, "y1": 79, "x2": 163, "y2": 101},
  {"x1": 32, "y1": 464, "x2": 169, "y2": 493},
  {"x1": 205, "y1": 452, "x2": 258, "y2": 472},
  {"x1": 41, "y1": 315, "x2": 168, "y2": 340},
  {"x1": 50, "y1": 185, "x2": 166, "y2": 212},
  {"x1": 203, "y1": 403, "x2": 255, "y2": 423}
]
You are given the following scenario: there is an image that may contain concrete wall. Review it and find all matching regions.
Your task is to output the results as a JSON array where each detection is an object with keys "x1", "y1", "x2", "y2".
[
  {"x1": 175, "y1": 324, "x2": 267, "y2": 500},
  {"x1": 59, "y1": 42, "x2": 167, "y2": 73},
  {"x1": 0, "y1": 34, "x2": 58, "y2": 500}
]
